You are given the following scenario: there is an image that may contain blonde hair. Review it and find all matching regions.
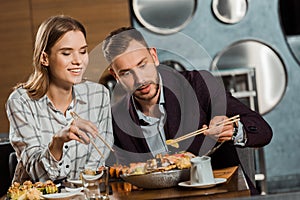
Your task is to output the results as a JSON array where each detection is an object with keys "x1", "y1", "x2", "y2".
[{"x1": 18, "y1": 15, "x2": 86, "y2": 100}]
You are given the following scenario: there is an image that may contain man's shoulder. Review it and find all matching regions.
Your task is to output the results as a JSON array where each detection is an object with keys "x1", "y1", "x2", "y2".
[
  {"x1": 158, "y1": 66, "x2": 211, "y2": 81},
  {"x1": 158, "y1": 67, "x2": 214, "y2": 88},
  {"x1": 179, "y1": 70, "x2": 213, "y2": 80}
]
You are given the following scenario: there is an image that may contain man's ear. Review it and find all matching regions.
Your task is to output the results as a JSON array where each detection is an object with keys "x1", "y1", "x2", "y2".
[
  {"x1": 41, "y1": 52, "x2": 49, "y2": 66},
  {"x1": 108, "y1": 66, "x2": 118, "y2": 80},
  {"x1": 149, "y1": 48, "x2": 160, "y2": 67}
]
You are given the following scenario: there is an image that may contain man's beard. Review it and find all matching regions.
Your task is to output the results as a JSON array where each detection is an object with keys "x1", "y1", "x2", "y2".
[
  {"x1": 133, "y1": 83, "x2": 159, "y2": 101},
  {"x1": 133, "y1": 71, "x2": 160, "y2": 101}
]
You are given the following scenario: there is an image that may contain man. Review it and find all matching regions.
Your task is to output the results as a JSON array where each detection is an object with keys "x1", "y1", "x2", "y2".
[{"x1": 102, "y1": 27, "x2": 272, "y2": 194}]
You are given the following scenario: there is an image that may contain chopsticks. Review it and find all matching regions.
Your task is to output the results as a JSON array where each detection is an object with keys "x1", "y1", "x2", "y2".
[
  {"x1": 166, "y1": 115, "x2": 240, "y2": 148},
  {"x1": 88, "y1": 136, "x2": 105, "y2": 159},
  {"x1": 70, "y1": 112, "x2": 114, "y2": 158}
]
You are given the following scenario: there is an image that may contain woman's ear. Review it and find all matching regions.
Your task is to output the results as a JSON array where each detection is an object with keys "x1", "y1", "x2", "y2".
[{"x1": 41, "y1": 52, "x2": 49, "y2": 66}]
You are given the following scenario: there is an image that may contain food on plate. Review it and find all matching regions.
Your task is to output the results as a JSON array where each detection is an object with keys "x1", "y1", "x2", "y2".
[
  {"x1": 109, "y1": 151, "x2": 195, "y2": 178},
  {"x1": 80, "y1": 166, "x2": 105, "y2": 180},
  {"x1": 128, "y1": 162, "x2": 147, "y2": 175},
  {"x1": 43, "y1": 180, "x2": 58, "y2": 194},
  {"x1": 82, "y1": 168, "x2": 96, "y2": 175},
  {"x1": 109, "y1": 164, "x2": 129, "y2": 178},
  {"x1": 7, "y1": 180, "x2": 58, "y2": 200}
]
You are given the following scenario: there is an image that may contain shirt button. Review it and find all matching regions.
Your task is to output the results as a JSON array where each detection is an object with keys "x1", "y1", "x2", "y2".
[
  {"x1": 59, "y1": 163, "x2": 62, "y2": 166},
  {"x1": 66, "y1": 165, "x2": 69, "y2": 168},
  {"x1": 65, "y1": 145, "x2": 68, "y2": 149}
]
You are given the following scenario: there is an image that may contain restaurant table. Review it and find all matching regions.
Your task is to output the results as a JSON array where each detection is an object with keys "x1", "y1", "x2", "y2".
[
  {"x1": 1, "y1": 166, "x2": 250, "y2": 200},
  {"x1": 108, "y1": 166, "x2": 250, "y2": 200}
]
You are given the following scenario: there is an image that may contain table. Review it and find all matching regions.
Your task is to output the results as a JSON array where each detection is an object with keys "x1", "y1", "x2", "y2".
[
  {"x1": 108, "y1": 166, "x2": 250, "y2": 200},
  {"x1": 1, "y1": 166, "x2": 250, "y2": 200}
]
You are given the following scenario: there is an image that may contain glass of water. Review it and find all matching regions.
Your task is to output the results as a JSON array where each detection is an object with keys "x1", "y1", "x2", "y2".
[{"x1": 81, "y1": 169, "x2": 103, "y2": 200}]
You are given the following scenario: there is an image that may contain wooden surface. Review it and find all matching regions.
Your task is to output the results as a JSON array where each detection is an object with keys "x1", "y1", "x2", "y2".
[
  {"x1": 109, "y1": 166, "x2": 250, "y2": 200},
  {"x1": 0, "y1": 167, "x2": 250, "y2": 200},
  {"x1": 0, "y1": 0, "x2": 130, "y2": 134},
  {"x1": 0, "y1": 1, "x2": 33, "y2": 134}
]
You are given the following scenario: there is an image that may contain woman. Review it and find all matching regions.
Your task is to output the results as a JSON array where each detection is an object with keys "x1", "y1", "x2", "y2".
[{"x1": 6, "y1": 15, "x2": 113, "y2": 183}]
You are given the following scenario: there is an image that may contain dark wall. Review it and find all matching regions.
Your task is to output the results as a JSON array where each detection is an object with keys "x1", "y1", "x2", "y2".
[{"x1": 0, "y1": 137, "x2": 14, "y2": 197}]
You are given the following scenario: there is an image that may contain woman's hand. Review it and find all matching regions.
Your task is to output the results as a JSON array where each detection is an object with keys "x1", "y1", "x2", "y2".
[
  {"x1": 69, "y1": 117, "x2": 99, "y2": 144},
  {"x1": 49, "y1": 117, "x2": 99, "y2": 160}
]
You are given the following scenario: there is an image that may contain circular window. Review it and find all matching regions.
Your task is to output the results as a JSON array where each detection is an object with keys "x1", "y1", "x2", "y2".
[
  {"x1": 212, "y1": 0, "x2": 248, "y2": 24},
  {"x1": 211, "y1": 40, "x2": 287, "y2": 114},
  {"x1": 132, "y1": 0, "x2": 196, "y2": 34}
]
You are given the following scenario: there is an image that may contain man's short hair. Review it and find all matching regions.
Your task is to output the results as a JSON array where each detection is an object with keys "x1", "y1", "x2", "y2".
[{"x1": 102, "y1": 27, "x2": 149, "y2": 63}]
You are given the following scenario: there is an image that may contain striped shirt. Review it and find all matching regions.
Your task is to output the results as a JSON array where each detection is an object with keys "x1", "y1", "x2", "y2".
[{"x1": 6, "y1": 81, "x2": 113, "y2": 183}]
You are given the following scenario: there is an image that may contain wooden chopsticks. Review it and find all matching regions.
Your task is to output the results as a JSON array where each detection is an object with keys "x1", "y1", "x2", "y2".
[
  {"x1": 166, "y1": 115, "x2": 240, "y2": 147},
  {"x1": 70, "y1": 112, "x2": 114, "y2": 158},
  {"x1": 89, "y1": 138, "x2": 105, "y2": 159}
]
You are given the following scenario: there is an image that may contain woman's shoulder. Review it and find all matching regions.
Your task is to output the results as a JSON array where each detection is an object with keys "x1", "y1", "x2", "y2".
[
  {"x1": 76, "y1": 80, "x2": 106, "y2": 89},
  {"x1": 75, "y1": 81, "x2": 110, "y2": 95},
  {"x1": 7, "y1": 87, "x2": 29, "y2": 101}
]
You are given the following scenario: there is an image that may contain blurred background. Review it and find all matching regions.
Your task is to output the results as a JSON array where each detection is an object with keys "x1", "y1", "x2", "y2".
[{"x1": 1, "y1": 0, "x2": 300, "y2": 197}]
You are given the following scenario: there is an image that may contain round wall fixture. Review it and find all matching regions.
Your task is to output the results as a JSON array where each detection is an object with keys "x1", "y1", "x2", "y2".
[
  {"x1": 212, "y1": 0, "x2": 248, "y2": 24},
  {"x1": 211, "y1": 40, "x2": 287, "y2": 115},
  {"x1": 132, "y1": 0, "x2": 196, "y2": 34}
]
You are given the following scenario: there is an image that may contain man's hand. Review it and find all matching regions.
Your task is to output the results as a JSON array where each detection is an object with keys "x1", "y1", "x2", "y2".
[{"x1": 203, "y1": 116, "x2": 236, "y2": 142}]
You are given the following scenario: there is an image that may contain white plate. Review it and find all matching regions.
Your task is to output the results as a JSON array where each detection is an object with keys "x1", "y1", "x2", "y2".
[
  {"x1": 178, "y1": 178, "x2": 227, "y2": 188},
  {"x1": 67, "y1": 179, "x2": 83, "y2": 186},
  {"x1": 41, "y1": 191, "x2": 82, "y2": 199},
  {"x1": 64, "y1": 187, "x2": 83, "y2": 193}
]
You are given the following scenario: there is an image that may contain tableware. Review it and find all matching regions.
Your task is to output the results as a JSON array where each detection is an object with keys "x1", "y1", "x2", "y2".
[
  {"x1": 82, "y1": 171, "x2": 104, "y2": 181},
  {"x1": 190, "y1": 156, "x2": 215, "y2": 185},
  {"x1": 120, "y1": 168, "x2": 189, "y2": 189},
  {"x1": 41, "y1": 191, "x2": 83, "y2": 199},
  {"x1": 70, "y1": 111, "x2": 114, "y2": 152},
  {"x1": 70, "y1": 111, "x2": 105, "y2": 159},
  {"x1": 81, "y1": 167, "x2": 110, "y2": 200},
  {"x1": 67, "y1": 179, "x2": 83, "y2": 186},
  {"x1": 64, "y1": 186, "x2": 84, "y2": 193},
  {"x1": 82, "y1": 172, "x2": 103, "y2": 199},
  {"x1": 166, "y1": 115, "x2": 240, "y2": 148},
  {"x1": 178, "y1": 178, "x2": 227, "y2": 188}
]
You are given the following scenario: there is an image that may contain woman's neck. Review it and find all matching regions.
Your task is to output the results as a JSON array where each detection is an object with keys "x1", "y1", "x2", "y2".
[{"x1": 47, "y1": 84, "x2": 73, "y2": 115}]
